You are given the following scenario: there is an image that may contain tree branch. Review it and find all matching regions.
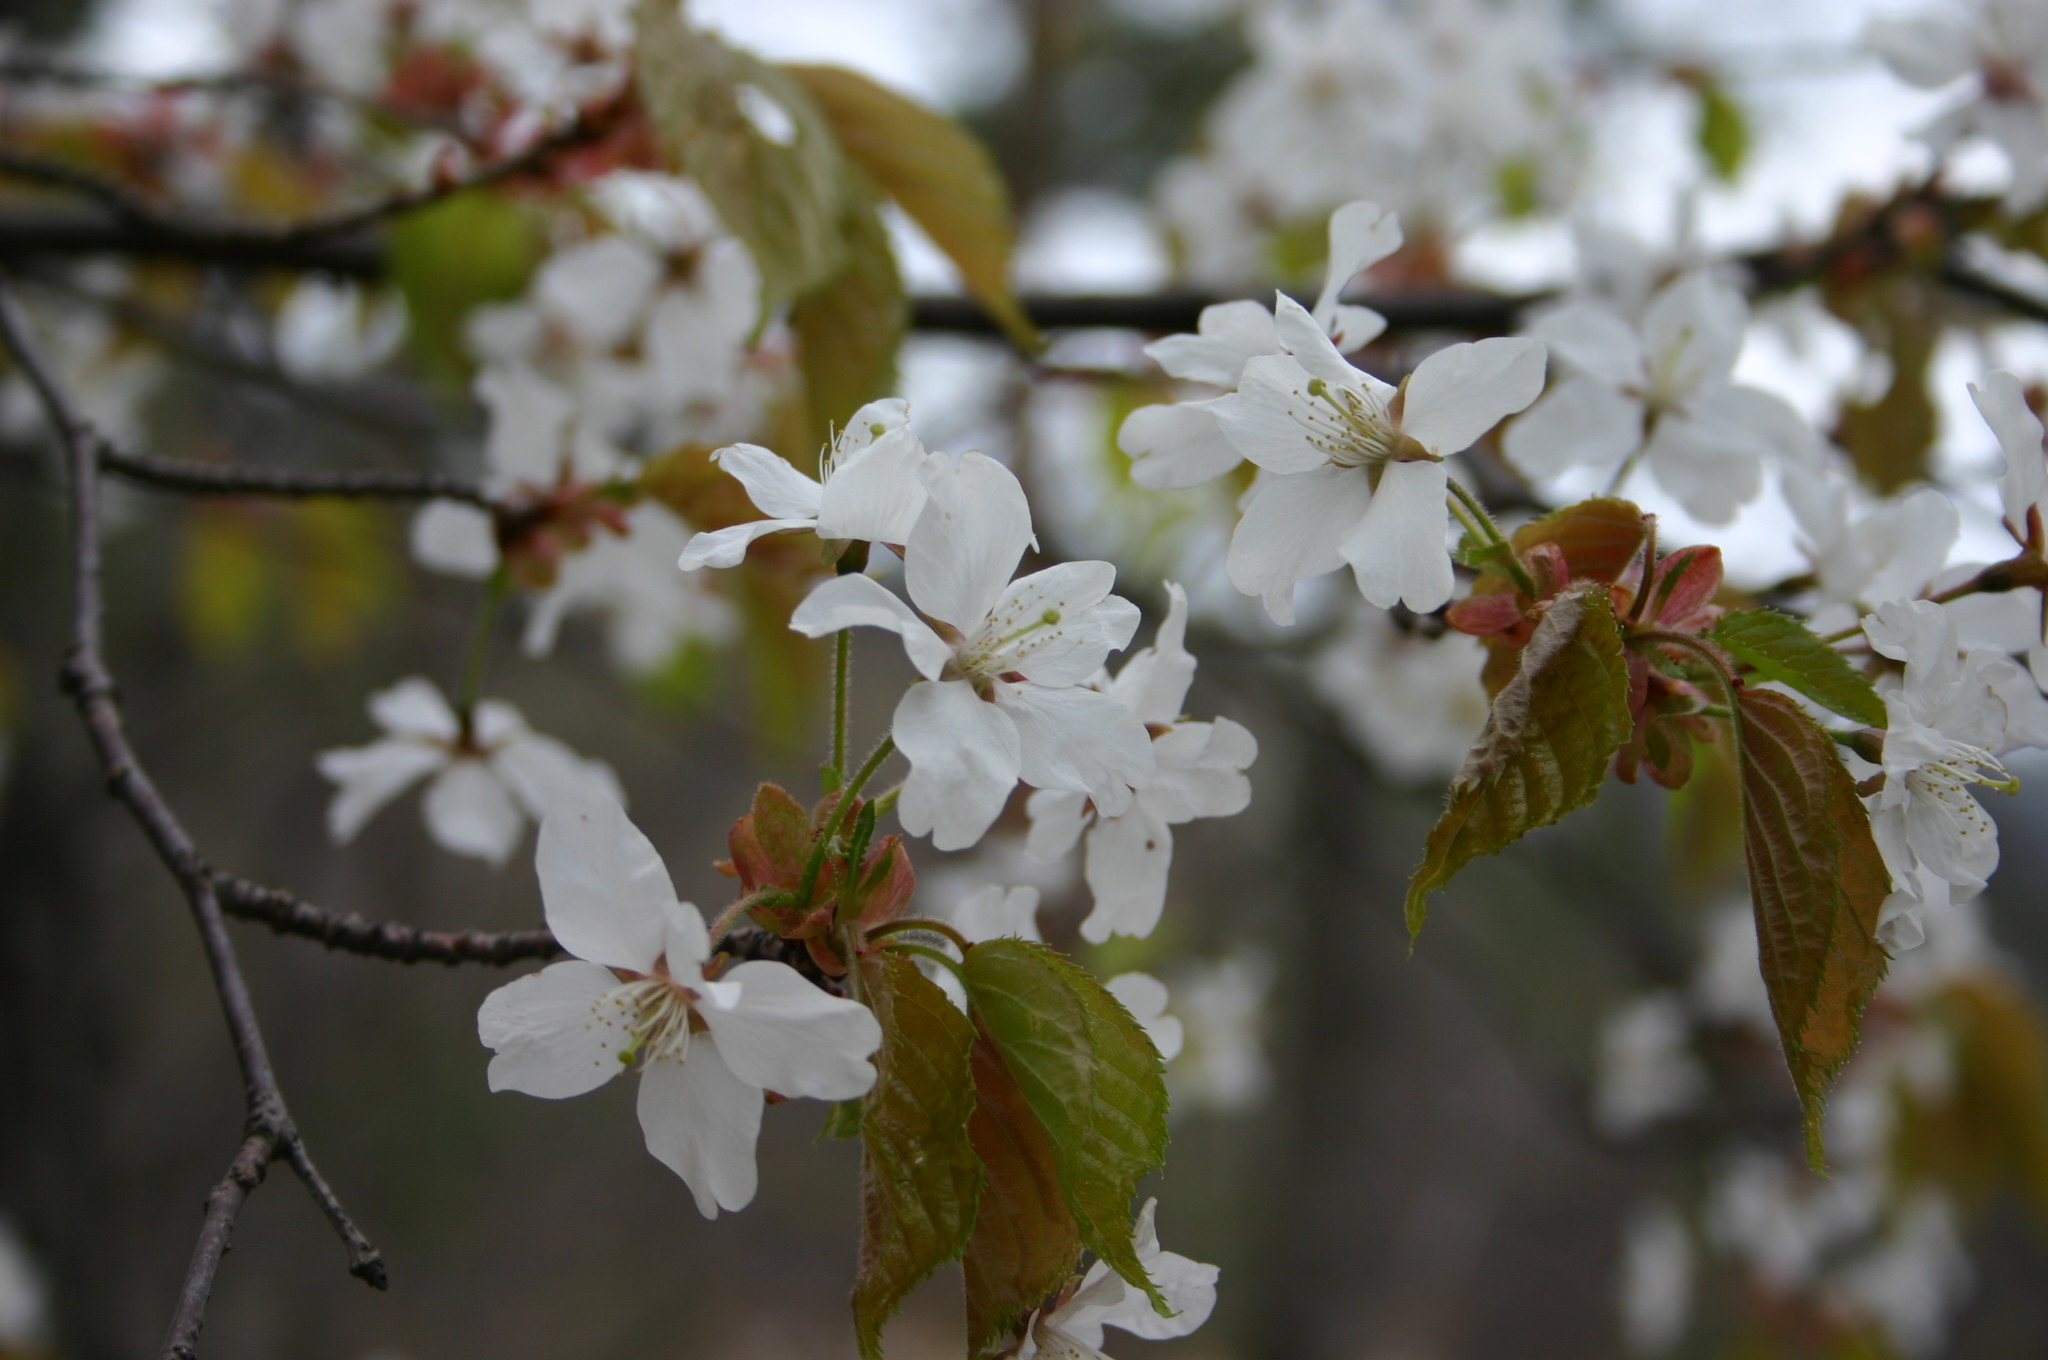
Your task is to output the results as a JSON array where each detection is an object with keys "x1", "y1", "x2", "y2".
[
  {"x1": 211, "y1": 872, "x2": 561, "y2": 965},
  {"x1": 0, "y1": 275, "x2": 387, "y2": 1360},
  {"x1": 101, "y1": 445, "x2": 495, "y2": 507}
]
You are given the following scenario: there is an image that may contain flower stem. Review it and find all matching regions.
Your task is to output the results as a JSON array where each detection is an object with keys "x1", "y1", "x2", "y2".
[
  {"x1": 1632, "y1": 630, "x2": 1745, "y2": 740},
  {"x1": 707, "y1": 897, "x2": 755, "y2": 946},
  {"x1": 824, "y1": 630, "x2": 851, "y2": 793},
  {"x1": 867, "y1": 916, "x2": 972, "y2": 952},
  {"x1": 796, "y1": 735, "x2": 897, "y2": 908},
  {"x1": 885, "y1": 939, "x2": 968, "y2": 982},
  {"x1": 1446, "y1": 475, "x2": 1536, "y2": 598},
  {"x1": 455, "y1": 568, "x2": 509, "y2": 730}
]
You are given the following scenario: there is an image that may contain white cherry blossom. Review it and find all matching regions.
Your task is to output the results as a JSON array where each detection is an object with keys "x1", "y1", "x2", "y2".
[
  {"x1": 790, "y1": 453, "x2": 1154, "y2": 851},
  {"x1": 1867, "y1": 0, "x2": 2048, "y2": 210},
  {"x1": 477, "y1": 794, "x2": 881, "y2": 1217},
  {"x1": 1503, "y1": 273, "x2": 1810, "y2": 524},
  {"x1": 1967, "y1": 368, "x2": 2047, "y2": 541},
  {"x1": 1014, "y1": 1199, "x2": 1218, "y2": 1360},
  {"x1": 1025, "y1": 584, "x2": 1255, "y2": 942},
  {"x1": 1859, "y1": 600, "x2": 2030, "y2": 949},
  {"x1": 1213, "y1": 299, "x2": 1545, "y2": 618},
  {"x1": 521, "y1": 501, "x2": 736, "y2": 674},
  {"x1": 950, "y1": 883, "x2": 1044, "y2": 944},
  {"x1": 1120, "y1": 199, "x2": 1401, "y2": 490},
  {"x1": 317, "y1": 677, "x2": 621, "y2": 867},
  {"x1": 1783, "y1": 458, "x2": 1959, "y2": 631},
  {"x1": 679, "y1": 399, "x2": 934, "y2": 569}
]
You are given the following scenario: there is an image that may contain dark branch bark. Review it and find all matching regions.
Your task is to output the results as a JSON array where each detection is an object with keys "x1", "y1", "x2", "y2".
[
  {"x1": 101, "y1": 446, "x2": 495, "y2": 507},
  {"x1": 211, "y1": 873, "x2": 561, "y2": 965},
  {"x1": 0, "y1": 276, "x2": 387, "y2": 1360}
]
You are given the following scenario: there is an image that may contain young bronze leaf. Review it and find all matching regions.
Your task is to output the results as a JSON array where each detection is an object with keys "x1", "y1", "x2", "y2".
[
  {"x1": 960, "y1": 940, "x2": 1170, "y2": 1316},
  {"x1": 1713, "y1": 608, "x2": 1888, "y2": 729},
  {"x1": 853, "y1": 951, "x2": 982, "y2": 1360},
  {"x1": 786, "y1": 64, "x2": 1040, "y2": 352},
  {"x1": 1405, "y1": 584, "x2": 1633, "y2": 938},
  {"x1": 1734, "y1": 687, "x2": 1890, "y2": 1169},
  {"x1": 633, "y1": 0, "x2": 852, "y2": 317},
  {"x1": 962, "y1": 1029, "x2": 1081, "y2": 1356},
  {"x1": 792, "y1": 185, "x2": 908, "y2": 441},
  {"x1": 1471, "y1": 497, "x2": 1647, "y2": 596}
]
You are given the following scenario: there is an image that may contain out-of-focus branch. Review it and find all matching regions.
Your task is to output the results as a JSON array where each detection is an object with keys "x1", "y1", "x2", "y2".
[
  {"x1": 101, "y1": 445, "x2": 495, "y2": 507},
  {"x1": 0, "y1": 89, "x2": 623, "y2": 259},
  {"x1": 211, "y1": 873, "x2": 560, "y2": 965},
  {"x1": 0, "y1": 276, "x2": 388, "y2": 1360}
]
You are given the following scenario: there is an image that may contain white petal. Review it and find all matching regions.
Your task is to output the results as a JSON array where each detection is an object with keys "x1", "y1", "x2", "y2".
[
  {"x1": 536, "y1": 235, "x2": 663, "y2": 349},
  {"x1": 1969, "y1": 370, "x2": 2047, "y2": 531},
  {"x1": 1210, "y1": 357, "x2": 1339, "y2": 476},
  {"x1": 1399, "y1": 337, "x2": 1547, "y2": 457},
  {"x1": 1642, "y1": 412, "x2": 1762, "y2": 524},
  {"x1": 1142, "y1": 718, "x2": 1256, "y2": 822},
  {"x1": 1119, "y1": 400, "x2": 1245, "y2": 490},
  {"x1": 1864, "y1": 14, "x2": 1979, "y2": 87},
  {"x1": 494, "y1": 732, "x2": 624, "y2": 821},
  {"x1": 790, "y1": 574, "x2": 951, "y2": 680},
  {"x1": 817, "y1": 427, "x2": 932, "y2": 544},
  {"x1": 678, "y1": 517, "x2": 818, "y2": 571},
  {"x1": 534, "y1": 791, "x2": 674, "y2": 973},
  {"x1": 369, "y1": 676, "x2": 461, "y2": 741},
  {"x1": 699, "y1": 960, "x2": 882, "y2": 1100},
  {"x1": 1501, "y1": 377, "x2": 1643, "y2": 479},
  {"x1": 316, "y1": 739, "x2": 445, "y2": 843},
  {"x1": 997, "y1": 683, "x2": 1156, "y2": 818},
  {"x1": 1313, "y1": 199, "x2": 1402, "y2": 331},
  {"x1": 894, "y1": 679, "x2": 1023, "y2": 851},
  {"x1": 1342, "y1": 459, "x2": 1454, "y2": 611},
  {"x1": 636, "y1": 1040, "x2": 763, "y2": 1217},
  {"x1": 952, "y1": 884, "x2": 1044, "y2": 943},
  {"x1": 476, "y1": 363, "x2": 573, "y2": 489},
  {"x1": 422, "y1": 760, "x2": 526, "y2": 866},
  {"x1": 1527, "y1": 302, "x2": 1644, "y2": 389},
  {"x1": 1270, "y1": 293, "x2": 1360, "y2": 388},
  {"x1": 1226, "y1": 466, "x2": 1375, "y2": 623},
  {"x1": 1643, "y1": 274, "x2": 1746, "y2": 400},
  {"x1": 713, "y1": 443, "x2": 825, "y2": 520},
  {"x1": 1024, "y1": 788, "x2": 1092, "y2": 861},
  {"x1": 1143, "y1": 299, "x2": 1279, "y2": 387},
  {"x1": 1108, "y1": 582, "x2": 1196, "y2": 724},
  {"x1": 1100, "y1": 1248, "x2": 1218, "y2": 1341},
  {"x1": 984, "y1": 561, "x2": 1138, "y2": 687},
  {"x1": 907, "y1": 452, "x2": 1034, "y2": 632},
  {"x1": 410, "y1": 500, "x2": 499, "y2": 578},
  {"x1": 1325, "y1": 304, "x2": 1387, "y2": 353},
  {"x1": 1105, "y1": 972, "x2": 1180, "y2": 1063},
  {"x1": 1080, "y1": 807, "x2": 1174, "y2": 943},
  {"x1": 479, "y1": 961, "x2": 631, "y2": 1099}
]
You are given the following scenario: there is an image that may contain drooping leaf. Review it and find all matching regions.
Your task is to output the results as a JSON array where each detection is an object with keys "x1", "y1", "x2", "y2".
[
  {"x1": 960, "y1": 940, "x2": 1170, "y2": 1315},
  {"x1": 1472, "y1": 498, "x2": 1648, "y2": 597},
  {"x1": 962, "y1": 1029, "x2": 1081, "y2": 1356},
  {"x1": 792, "y1": 185, "x2": 907, "y2": 443},
  {"x1": 1733, "y1": 688, "x2": 1890, "y2": 1169},
  {"x1": 634, "y1": 0, "x2": 853, "y2": 317},
  {"x1": 1405, "y1": 585, "x2": 1634, "y2": 939},
  {"x1": 1714, "y1": 608, "x2": 1887, "y2": 729},
  {"x1": 853, "y1": 952, "x2": 982, "y2": 1360},
  {"x1": 786, "y1": 63, "x2": 1040, "y2": 352}
]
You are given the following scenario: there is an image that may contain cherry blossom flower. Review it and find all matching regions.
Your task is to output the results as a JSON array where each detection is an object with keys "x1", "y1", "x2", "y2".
[
  {"x1": 1502, "y1": 273, "x2": 1809, "y2": 524},
  {"x1": 477, "y1": 794, "x2": 881, "y2": 1217},
  {"x1": 317, "y1": 677, "x2": 621, "y2": 866},
  {"x1": 1025, "y1": 584, "x2": 1255, "y2": 941},
  {"x1": 950, "y1": 883, "x2": 1044, "y2": 944},
  {"x1": 521, "y1": 501, "x2": 736, "y2": 674},
  {"x1": 1859, "y1": 600, "x2": 2032, "y2": 949},
  {"x1": 678, "y1": 399, "x2": 934, "y2": 569},
  {"x1": 1782, "y1": 458, "x2": 1959, "y2": 632},
  {"x1": 1309, "y1": 604, "x2": 1491, "y2": 782},
  {"x1": 1013, "y1": 1199, "x2": 1218, "y2": 1360},
  {"x1": 272, "y1": 277, "x2": 407, "y2": 382},
  {"x1": 1595, "y1": 993, "x2": 1707, "y2": 1137},
  {"x1": 1165, "y1": 951, "x2": 1274, "y2": 1115},
  {"x1": 1212, "y1": 300, "x2": 1545, "y2": 619},
  {"x1": 1867, "y1": 0, "x2": 2048, "y2": 210},
  {"x1": 1120, "y1": 200, "x2": 1401, "y2": 490},
  {"x1": 1106, "y1": 973, "x2": 1184, "y2": 1062},
  {"x1": 1967, "y1": 368, "x2": 2047, "y2": 542},
  {"x1": 790, "y1": 453, "x2": 1154, "y2": 851}
]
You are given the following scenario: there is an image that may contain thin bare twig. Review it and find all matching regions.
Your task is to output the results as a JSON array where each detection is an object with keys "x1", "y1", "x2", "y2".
[
  {"x1": 101, "y1": 445, "x2": 495, "y2": 507},
  {"x1": 211, "y1": 872, "x2": 560, "y2": 965},
  {"x1": 0, "y1": 276, "x2": 387, "y2": 1360}
]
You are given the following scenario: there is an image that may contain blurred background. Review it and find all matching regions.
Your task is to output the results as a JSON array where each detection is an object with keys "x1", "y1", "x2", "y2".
[{"x1": 5, "y1": 0, "x2": 2048, "y2": 1357}]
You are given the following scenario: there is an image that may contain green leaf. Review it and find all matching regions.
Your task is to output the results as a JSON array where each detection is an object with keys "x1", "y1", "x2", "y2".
[
  {"x1": 634, "y1": 0, "x2": 853, "y2": 318},
  {"x1": 960, "y1": 940, "x2": 1170, "y2": 1316},
  {"x1": 962, "y1": 1029, "x2": 1081, "y2": 1356},
  {"x1": 787, "y1": 64, "x2": 1040, "y2": 352},
  {"x1": 854, "y1": 952, "x2": 982, "y2": 1360},
  {"x1": 386, "y1": 189, "x2": 544, "y2": 388},
  {"x1": 1734, "y1": 688, "x2": 1890, "y2": 1169},
  {"x1": 792, "y1": 185, "x2": 907, "y2": 443},
  {"x1": 818, "y1": 1097, "x2": 863, "y2": 1142},
  {"x1": 1695, "y1": 77, "x2": 1750, "y2": 182},
  {"x1": 1713, "y1": 609, "x2": 1887, "y2": 729},
  {"x1": 1405, "y1": 584, "x2": 1634, "y2": 939}
]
